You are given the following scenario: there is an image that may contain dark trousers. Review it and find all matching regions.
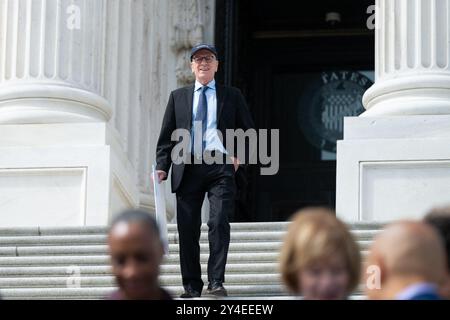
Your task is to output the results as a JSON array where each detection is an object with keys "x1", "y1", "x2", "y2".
[{"x1": 176, "y1": 159, "x2": 236, "y2": 292}]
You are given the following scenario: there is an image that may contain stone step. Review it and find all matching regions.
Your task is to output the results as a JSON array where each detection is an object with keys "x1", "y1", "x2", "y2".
[
  {"x1": 0, "y1": 284, "x2": 288, "y2": 299},
  {"x1": 0, "y1": 223, "x2": 288, "y2": 236},
  {"x1": 167, "y1": 222, "x2": 291, "y2": 232},
  {"x1": 0, "y1": 222, "x2": 384, "y2": 237},
  {"x1": 0, "y1": 240, "x2": 374, "y2": 257},
  {"x1": 0, "y1": 265, "x2": 113, "y2": 277},
  {"x1": 0, "y1": 252, "x2": 282, "y2": 266},
  {"x1": 0, "y1": 230, "x2": 380, "y2": 246},
  {"x1": 0, "y1": 233, "x2": 281, "y2": 246},
  {"x1": 0, "y1": 277, "x2": 369, "y2": 296},
  {"x1": 0, "y1": 223, "x2": 290, "y2": 237},
  {"x1": 0, "y1": 279, "x2": 369, "y2": 300},
  {"x1": 0, "y1": 243, "x2": 284, "y2": 256},
  {"x1": 0, "y1": 251, "x2": 370, "y2": 268},
  {"x1": 0, "y1": 222, "x2": 382, "y2": 300},
  {"x1": 165, "y1": 222, "x2": 383, "y2": 232},
  {"x1": 0, "y1": 235, "x2": 108, "y2": 246},
  {"x1": 0, "y1": 257, "x2": 371, "y2": 277},
  {"x1": 0, "y1": 263, "x2": 280, "y2": 277},
  {"x1": 0, "y1": 273, "x2": 282, "y2": 288},
  {"x1": 0, "y1": 227, "x2": 108, "y2": 237}
]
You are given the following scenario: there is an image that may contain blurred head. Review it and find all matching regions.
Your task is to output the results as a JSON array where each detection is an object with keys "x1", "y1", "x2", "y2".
[
  {"x1": 190, "y1": 48, "x2": 218, "y2": 85},
  {"x1": 108, "y1": 209, "x2": 164, "y2": 300},
  {"x1": 424, "y1": 207, "x2": 450, "y2": 299},
  {"x1": 365, "y1": 220, "x2": 447, "y2": 300},
  {"x1": 280, "y1": 207, "x2": 361, "y2": 300}
]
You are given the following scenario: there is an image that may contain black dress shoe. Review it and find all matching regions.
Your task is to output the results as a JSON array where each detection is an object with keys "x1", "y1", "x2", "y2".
[
  {"x1": 180, "y1": 287, "x2": 201, "y2": 298},
  {"x1": 206, "y1": 280, "x2": 228, "y2": 297}
]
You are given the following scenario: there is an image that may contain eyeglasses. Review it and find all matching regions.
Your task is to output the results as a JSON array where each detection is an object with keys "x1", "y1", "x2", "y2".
[{"x1": 192, "y1": 55, "x2": 216, "y2": 64}]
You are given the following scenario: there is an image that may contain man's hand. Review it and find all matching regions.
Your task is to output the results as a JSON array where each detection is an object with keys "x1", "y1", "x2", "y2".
[
  {"x1": 230, "y1": 157, "x2": 240, "y2": 172},
  {"x1": 155, "y1": 170, "x2": 167, "y2": 183}
]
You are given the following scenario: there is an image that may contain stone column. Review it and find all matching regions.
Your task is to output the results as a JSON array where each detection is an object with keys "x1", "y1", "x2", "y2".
[
  {"x1": 0, "y1": 0, "x2": 139, "y2": 227},
  {"x1": 0, "y1": 0, "x2": 111, "y2": 123},
  {"x1": 336, "y1": 0, "x2": 450, "y2": 223},
  {"x1": 363, "y1": 0, "x2": 450, "y2": 116}
]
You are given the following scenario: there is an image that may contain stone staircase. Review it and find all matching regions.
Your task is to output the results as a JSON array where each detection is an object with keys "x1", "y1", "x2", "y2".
[{"x1": 0, "y1": 222, "x2": 383, "y2": 299}]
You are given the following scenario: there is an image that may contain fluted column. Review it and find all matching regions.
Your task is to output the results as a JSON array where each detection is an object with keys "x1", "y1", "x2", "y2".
[
  {"x1": 363, "y1": 0, "x2": 450, "y2": 116},
  {"x1": 103, "y1": 0, "x2": 149, "y2": 198},
  {"x1": 0, "y1": 0, "x2": 110, "y2": 123}
]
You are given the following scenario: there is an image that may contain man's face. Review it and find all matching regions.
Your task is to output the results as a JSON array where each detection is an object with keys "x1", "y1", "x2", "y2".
[
  {"x1": 191, "y1": 49, "x2": 218, "y2": 85},
  {"x1": 108, "y1": 222, "x2": 164, "y2": 299}
]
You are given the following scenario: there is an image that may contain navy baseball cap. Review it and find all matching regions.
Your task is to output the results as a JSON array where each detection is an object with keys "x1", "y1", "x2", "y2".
[{"x1": 190, "y1": 44, "x2": 218, "y2": 61}]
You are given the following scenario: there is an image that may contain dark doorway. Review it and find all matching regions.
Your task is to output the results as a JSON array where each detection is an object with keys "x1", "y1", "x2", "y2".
[{"x1": 216, "y1": 0, "x2": 375, "y2": 222}]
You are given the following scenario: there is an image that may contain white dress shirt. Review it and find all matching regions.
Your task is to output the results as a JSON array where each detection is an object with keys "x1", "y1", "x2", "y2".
[{"x1": 191, "y1": 79, "x2": 227, "y2": 154}]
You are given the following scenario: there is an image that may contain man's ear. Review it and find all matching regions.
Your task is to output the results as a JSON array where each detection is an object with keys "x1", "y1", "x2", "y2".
[
  {"x1": 191, "y1": 62, "x2": 195, "y2": 73},
  {"x1": 363, "y1": 252, "x2": 384, "y2": 298},
  {"x1": 370, "y1": 254, "x2": 387, "y2": 287},
  {"x1": 377, "y1": 257, "x2": 387, "y2": 285}
]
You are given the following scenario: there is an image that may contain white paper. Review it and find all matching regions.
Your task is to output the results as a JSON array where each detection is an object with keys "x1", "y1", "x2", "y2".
[{"x1": 152, "y1": 164, "x2": 169, "y2": 254}]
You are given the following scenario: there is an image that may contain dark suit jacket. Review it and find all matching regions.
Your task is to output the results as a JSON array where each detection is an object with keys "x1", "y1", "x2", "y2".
[
  {"x1": 156, "y1": 83, "x2": 255, "y2": 193},
  {"x1": 411, "y1": 293, "x2": 442, "y2": 300},
  {"x1": 408, "y1": 291, "x2": 442, "y2": 300}
]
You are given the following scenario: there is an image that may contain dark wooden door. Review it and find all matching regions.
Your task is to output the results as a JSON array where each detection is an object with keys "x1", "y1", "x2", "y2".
[{"x1": 216, "y1": 0, "x2": 375, "y2": 221}]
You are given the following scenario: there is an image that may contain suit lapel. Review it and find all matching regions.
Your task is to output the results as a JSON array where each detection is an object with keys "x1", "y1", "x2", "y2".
[
  {"x1": 216, "y1": 84, "x2": 226, "y2": 127},
  {"x1": 186, "y1": 85, "x2": 195, "y2": 129}
]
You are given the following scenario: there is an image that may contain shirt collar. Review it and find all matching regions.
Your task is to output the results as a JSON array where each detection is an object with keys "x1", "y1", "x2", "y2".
[{"x1": 195, "y1": 79, "x2": 216, "y2": 91}]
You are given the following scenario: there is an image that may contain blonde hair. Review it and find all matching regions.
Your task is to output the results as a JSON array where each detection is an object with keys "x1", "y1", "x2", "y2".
[{"x1": 279, "y1": 207, "x2": 361, "y2": 294}]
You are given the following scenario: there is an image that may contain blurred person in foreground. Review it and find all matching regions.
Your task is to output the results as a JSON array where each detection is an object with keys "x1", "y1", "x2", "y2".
[
  {"x1": 107, "y1": 209, "x2": 171, "y2": 300},
  {"x1": 365, "y1": 220, "x2": 446, "y2": 300},
  {"x1": 279, "y1": 207, "x2": 361, "y2": 300},
  {"x1": 424, "y1": 207, "x2": 450, "y2": 299}
]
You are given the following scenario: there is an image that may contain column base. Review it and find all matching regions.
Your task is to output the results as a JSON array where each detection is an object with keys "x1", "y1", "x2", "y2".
[
  {"x1": 362, "y1": 75, "x2": 450, "y2": 116},
  {"x1": 336, "y1": 115, "x2": 450, "y2": 223},
  {"x1": 0, "y1": 82, "x2": 111, "y2": 123},
  {"x1": 0, "y1": 123, "x2": 139, "y2": 227}
]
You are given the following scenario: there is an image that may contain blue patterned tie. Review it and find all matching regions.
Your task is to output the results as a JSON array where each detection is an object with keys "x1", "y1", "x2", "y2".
[{"x1": 193, "y1": 86, "x2": 208, "y2": 155}]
